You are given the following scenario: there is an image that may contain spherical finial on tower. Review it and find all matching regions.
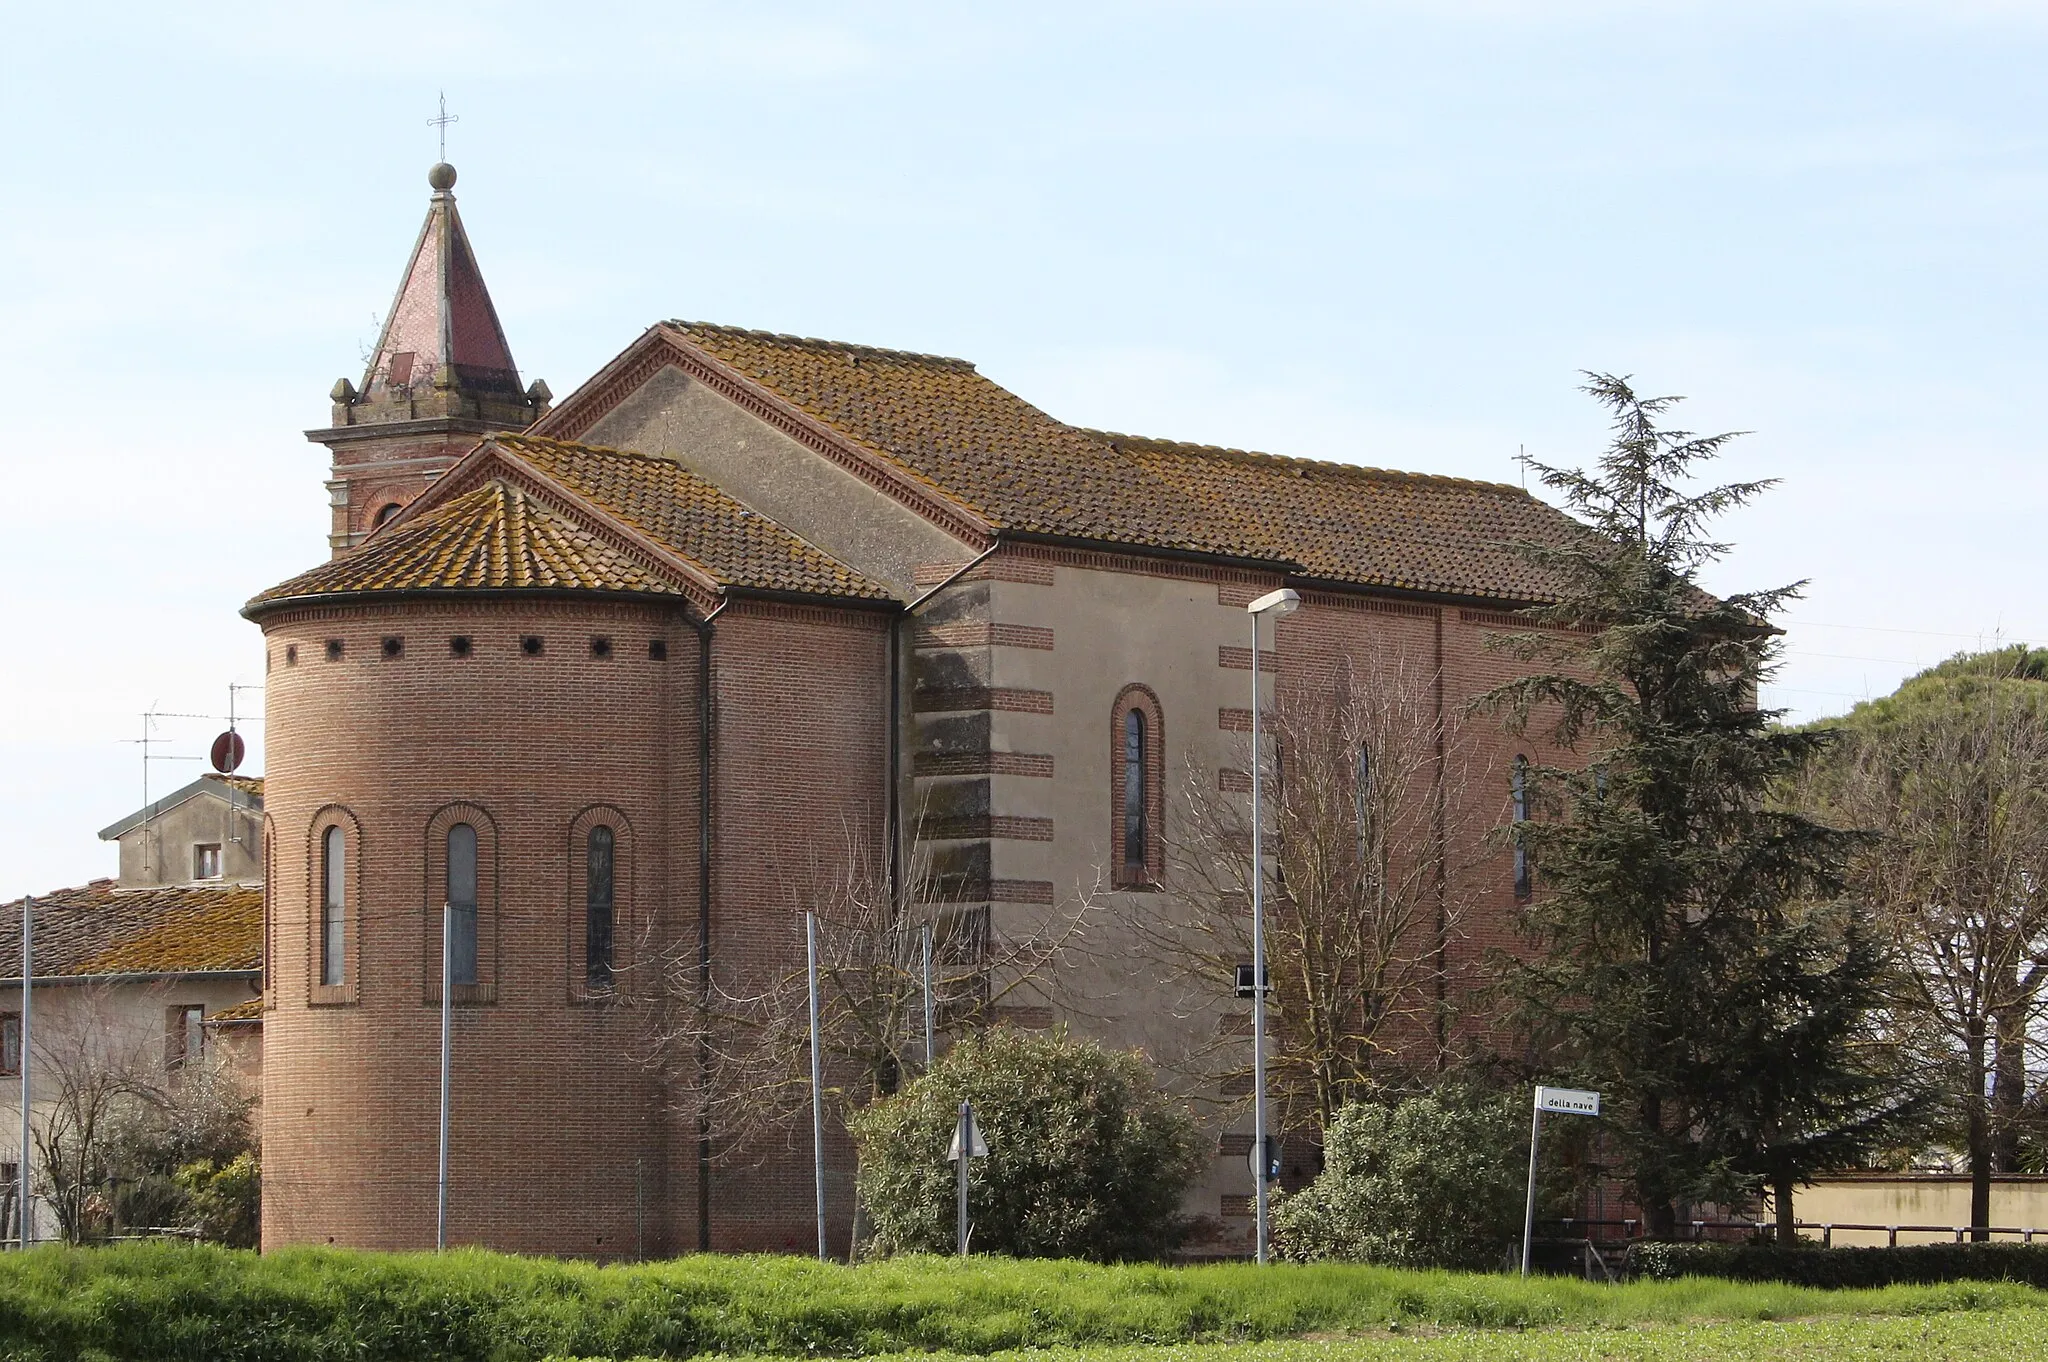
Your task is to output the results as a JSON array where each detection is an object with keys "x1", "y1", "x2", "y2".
[{"x1": 428, "y1": 162, "x2": 458, "y2": 192}]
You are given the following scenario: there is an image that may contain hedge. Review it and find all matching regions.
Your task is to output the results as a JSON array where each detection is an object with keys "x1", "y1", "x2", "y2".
[{"x1": 1626, "y1": 1239, "x2": 2048, "y2": 1288}]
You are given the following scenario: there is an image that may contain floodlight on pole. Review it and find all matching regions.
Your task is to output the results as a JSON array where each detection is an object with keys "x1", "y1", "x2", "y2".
[{"x1": 1245, "y1": 586, "x2": 1299, "y2": 1265}]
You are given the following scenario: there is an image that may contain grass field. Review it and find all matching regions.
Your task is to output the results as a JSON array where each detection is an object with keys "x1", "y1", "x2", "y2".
[{"x1": 0, "y1": 1245, "x2": 2043, "y2": 1361}]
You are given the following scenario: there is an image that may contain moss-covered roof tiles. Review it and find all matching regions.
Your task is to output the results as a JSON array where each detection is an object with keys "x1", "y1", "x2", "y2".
[
  {"x1": 0, "y1": 880, "x2": 262, "y2": 979},
  {"x1": 668, "y1": 322, "x2": 1584, "y2": 602}
]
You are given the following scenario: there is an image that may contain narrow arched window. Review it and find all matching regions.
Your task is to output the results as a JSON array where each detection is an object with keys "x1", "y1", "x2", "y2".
[
  {"x1": 586, "y1": 825, "x2": 615, "y2": 989},
  {"x1": 447, "y1": 822, "x2": 479, "y2": 987},
  {"x1": 1123, "y1": 709, "x2": 1147, "y2": 875},
  {"x1": 1511, "y1": 755, "x2": 1531, "y2": 901},
  {"x1": 321, "y1": 825, "x2": 346, "y2": 987}
]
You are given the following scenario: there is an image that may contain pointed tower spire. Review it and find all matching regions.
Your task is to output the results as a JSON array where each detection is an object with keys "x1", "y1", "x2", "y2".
[{"x1": 310, "y1": 164, "x2": 550, "y2": 556}]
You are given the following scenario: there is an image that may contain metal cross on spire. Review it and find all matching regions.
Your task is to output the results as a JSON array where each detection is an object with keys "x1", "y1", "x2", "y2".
[{"x1": 429, "y1": 92, "x2": 459, "y2": 161}]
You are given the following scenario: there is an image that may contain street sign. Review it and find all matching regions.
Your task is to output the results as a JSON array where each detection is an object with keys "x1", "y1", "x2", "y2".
[
  {"x1": 1246, "y1": 1134, "x2": 1279, "y2": 1184},
  {"x1": 1534, "y1": 1086, "x2": 1600, "y2": 1116},
  {"x1": 1523, "y1": 1085, "x2": 1603, "y2": 1277},
  {"x1": 947, "y1": 1102, "x2": 987, "y2": 1161},
  {"x1": 210, "y1": 730, "x2": 246, "y2": 774},
  {"x1": 1234, "y1": 963, "x2": 1270, "y2": 997}
]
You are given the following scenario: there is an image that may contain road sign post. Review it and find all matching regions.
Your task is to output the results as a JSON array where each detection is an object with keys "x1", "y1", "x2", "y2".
[
  {"x1": 1521, "y1": 1086, "x2": 1600, "y2": 1277},
  {"x1": 946, "y1": 1099, "x2": 986, "y2": 1255}
]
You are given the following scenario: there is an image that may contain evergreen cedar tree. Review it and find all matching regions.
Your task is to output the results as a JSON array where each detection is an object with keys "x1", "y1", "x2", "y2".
[
  {"x1": 849, "y1": 1027, "x2": 1203, "y2": 1262},
  {"x1": 1475, "y1": 373, "x2": 1916, "y2": 1242},
  {"x1": 1798, "y1": 645, "x2": 2048, "y2": 1236}
]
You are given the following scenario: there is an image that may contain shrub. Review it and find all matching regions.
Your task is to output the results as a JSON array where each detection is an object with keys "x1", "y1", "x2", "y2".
[
  {"x1": 1626, "y1": 1239, "x2": 2048, "y2": 1287},
  {"x1": 849, "y1": 1027, "x2": 1204, "y2": 1261},
  {"x1": 1273, "y1": 1086, "x2": 1561, "y2": 1270},
  {"x1": 175, "y1": 1152, "x2": 261, "y2": 1248}
]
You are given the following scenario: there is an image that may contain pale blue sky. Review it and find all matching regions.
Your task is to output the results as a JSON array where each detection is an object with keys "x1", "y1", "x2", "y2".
[{"x1": 4, "y1": 1, "x2": 2045, "y2": 891}]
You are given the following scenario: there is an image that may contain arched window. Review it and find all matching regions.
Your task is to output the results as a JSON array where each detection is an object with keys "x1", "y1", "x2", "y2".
[
  {"x1": 321, "y1": 826, "x2": 346, "y2": 987},
  {"x1": 1123, "y1": 710, "x2": 1147, "y2": 874},
  {"x1": 307, "y1": 808, "x2": 360, "y2": 1005},
  {"x1": 1511, "y1": 755, "x2": 1531, "y2": 901},
  {"x1": 586, "y1": 825, "x2": 615, "y2": 990},
  {"x1": 372, "y1": 502, "x2": 403, "y2": 528},
  {"x1": 1111, "y1": 686, "x2": 1164, "y2": 887},
  {"x1": 447, "y1": 822, "x2": 479, "y2": 987}
]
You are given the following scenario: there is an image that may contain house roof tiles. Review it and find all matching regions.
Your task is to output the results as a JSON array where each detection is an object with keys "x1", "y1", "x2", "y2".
[{"x1": 0, "y1": 880, "x2": 262, "y2": 980}]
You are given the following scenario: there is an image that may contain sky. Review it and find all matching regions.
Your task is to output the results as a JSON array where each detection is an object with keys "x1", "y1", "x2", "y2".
[{"x1": 4, "y1": 0, "x2": 2046, "y2": 892}]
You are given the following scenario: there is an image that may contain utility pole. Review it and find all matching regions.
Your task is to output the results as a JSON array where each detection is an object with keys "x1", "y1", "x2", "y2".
[
  {"x1": 806, "y1": 912, "x2": 827, "y2": 1262},
  {"x1": 921, "y1": 924, "x2": 935, "y2": 1069},
  {"x1": 17, "y1": 895, "x2": 31, "y2": 1249},
  {"x1": 437, "y1": 900, "x2": 452, "y2": 1250}
]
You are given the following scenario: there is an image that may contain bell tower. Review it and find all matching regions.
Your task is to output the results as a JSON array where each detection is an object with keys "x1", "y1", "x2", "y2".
[{"x1": 308, "y1": 162, "x2": 549, "y2": 555}]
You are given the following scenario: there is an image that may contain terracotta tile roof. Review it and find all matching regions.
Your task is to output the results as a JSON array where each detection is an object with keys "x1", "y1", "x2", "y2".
[
  {"x1": 249, "y1": 438, "x2": 888, "y2": 613},
  {"x1": 0, "y1": 880, "x2": 262, "y2": 979},
  {"x1": 1093, "y1": 432, "x2": 1584, "y2": 600},
  {"x1": 667, "y1": 322, "x2": 1584, "y2": 602},
  {"x1": 491, "y1": 435, "x2": 891, "y2": 600},
  {"x1": 204, "y1": 997, "x2": 264, "y2": 1025},
  {"x1": 249, "y1": 477, "x2": 686, "y2": 609}
]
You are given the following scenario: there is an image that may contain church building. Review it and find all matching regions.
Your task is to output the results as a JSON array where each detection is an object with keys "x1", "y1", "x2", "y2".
[{"x1": 247, "y1": 164, "x2": 1584, "y2": 1256}]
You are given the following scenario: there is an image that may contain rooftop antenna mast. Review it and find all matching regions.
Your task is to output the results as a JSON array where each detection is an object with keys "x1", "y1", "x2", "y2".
[
  {"x1": 120, "y1": 708, "x2": 199, "y2": 880},
  {"x1": 429, "y1": 92, "x2": 459, "y2": 162}
]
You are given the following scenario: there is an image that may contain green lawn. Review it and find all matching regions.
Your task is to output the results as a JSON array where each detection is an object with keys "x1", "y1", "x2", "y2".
[
  {"x1": 683, "y1": 1312, "x2": 2048, "y2": 1362},
  {"x1": 0, "y1": 1245, "x2": 2042, "y2": 1361}
]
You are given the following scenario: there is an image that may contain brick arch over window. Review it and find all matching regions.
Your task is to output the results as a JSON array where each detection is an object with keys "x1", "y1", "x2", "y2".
[
  {"x1": 306, "y1": 805, "x2": 364, "y2": 1005},
  {"x1": 567, "y1": 804, "x2": 634, "y2": 1003},
  {"x1": 1111, "y1": 684, "x2": 1165, "y2": 887},
  {"x1": 424, "y1": 802, "x2": 500, "y2": 1005}
]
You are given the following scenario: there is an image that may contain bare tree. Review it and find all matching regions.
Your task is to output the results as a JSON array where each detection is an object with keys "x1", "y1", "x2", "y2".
[
  {"x1": 1814, "y1": 671, "x2": 2048, "y2": 1233},
  {"x1": 652, "y1": 813, "x2": 1093, "y2": 1237},
  {"x1": 1133, "y1": 655, "x2": 1489, "y2": 1133},
  {"x1": 28, "y1": 986, "x2": 169, "y2": 1243}
]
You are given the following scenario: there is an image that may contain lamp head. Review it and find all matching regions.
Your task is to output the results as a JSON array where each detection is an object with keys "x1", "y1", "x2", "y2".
[{"x1": 1246, "y1": 588, "x2": 1302, "y2": 617}]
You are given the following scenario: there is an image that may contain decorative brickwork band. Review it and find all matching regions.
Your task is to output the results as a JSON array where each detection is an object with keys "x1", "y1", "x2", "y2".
[
  {"x1": 1219, "y1": 707, "x2": 1254, "y2": 733},
  {"x1": 1217, "y1": 645, "x2": 1279, "y2": 671},
  {"x1": 926, "y1": 878, "x2": 1057, "y2": 905},
  {"x1": 913, "y1": 687, "x2": 1055, "y2": 715},
  {"x1": 915, "y1": 621, "x2": 1056, "y2": 650},
  {"x1": 989, "y1": 1005, "x2": 1055, "y2": 1029},
  {"x1": 912, "y1": 751, "x2": 1055, "y2": 778},
  {"x1": 918, "y1": 815, "x2": 1056, "y2": 842}
]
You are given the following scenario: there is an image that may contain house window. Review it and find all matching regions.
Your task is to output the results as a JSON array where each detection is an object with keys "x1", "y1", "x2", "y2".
[
  {"x1": 165, "y1": 1004, "x2": 205, "y2": 1074},
  {"x1": 1, "y1": 1013, "x2": 19, "y2": 1076},
  {"x1": 194, "y1": 844, "x2": 223, "y2": 880},
  {"x1": 1512, "y1": 755, "x2": 1531, "y2": 901},
  {"x1": 1111, "y1": 686, "x2": 1165, "y2": 887},
  {"x1": 447, "y1": 823, "x2": 479, "y2": 987},
  {"x1": 321, "y1": 825, "x2": 346, "y2": 988},
  {"x1": 586, "y1": 826, "x2": 615, "y2": 989},
  {"x1": 1354, "y1": 742, "x2": 1373, "y2": 846}
]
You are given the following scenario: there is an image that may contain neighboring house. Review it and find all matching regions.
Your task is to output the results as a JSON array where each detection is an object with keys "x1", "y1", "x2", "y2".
[
  {"x1": 247, "y1": 160, "x2": 1591, "y2": 1259},
  {"x1": 98, "y1": 773, "x2": 263, "y2": 888},
  {"x1": 0, "y1": 779, "x2": 265, "y2": 1240}
]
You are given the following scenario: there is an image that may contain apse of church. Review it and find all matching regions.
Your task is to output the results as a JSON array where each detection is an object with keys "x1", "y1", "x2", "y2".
[{"x1": 248, "y1": 163, "x2": 1580, "y2": 1257}]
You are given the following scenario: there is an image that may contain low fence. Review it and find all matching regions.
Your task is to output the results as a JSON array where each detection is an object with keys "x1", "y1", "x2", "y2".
[{"x1": 1539, "y1": 1216, "x2": 2047, "y2": 1248}]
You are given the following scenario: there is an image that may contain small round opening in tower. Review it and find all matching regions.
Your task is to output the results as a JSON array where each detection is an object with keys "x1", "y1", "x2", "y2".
[{"x1": 428, "y1": 162, "x2": 457, "y2": 192}]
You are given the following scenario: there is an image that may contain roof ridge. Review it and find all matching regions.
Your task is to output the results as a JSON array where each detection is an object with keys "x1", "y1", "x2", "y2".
[
  {"x1": 494, "y1": 431, "x2": 681, "y2": 468},
  {"x1": 665, "y1": 320, "x2": 977, "y2": 372},
  {"x1": 1079, "y1": 428, "x2": 1532, "y2": 497}
]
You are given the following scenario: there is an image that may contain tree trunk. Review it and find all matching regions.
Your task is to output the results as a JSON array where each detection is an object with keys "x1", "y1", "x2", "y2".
[
  {"x1": 1967, "y1": 1027, "x2": 1992, "y2": 1241},
  {"x1": 1773, "y1": 1168, "x2": 1797, "y2": 1245}
]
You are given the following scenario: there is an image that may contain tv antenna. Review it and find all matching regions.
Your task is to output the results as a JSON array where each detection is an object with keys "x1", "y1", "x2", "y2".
[{"x1": 429, "y1": 92, "x2": 459, "y2": 162}]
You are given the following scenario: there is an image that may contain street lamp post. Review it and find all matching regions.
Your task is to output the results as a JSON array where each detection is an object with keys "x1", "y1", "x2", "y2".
[{"x1": 1245, "y1": 586, "x2": 1300, "y2": 1264}]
